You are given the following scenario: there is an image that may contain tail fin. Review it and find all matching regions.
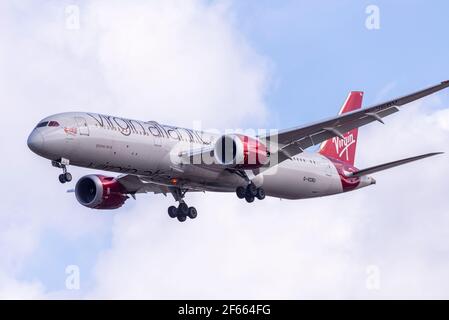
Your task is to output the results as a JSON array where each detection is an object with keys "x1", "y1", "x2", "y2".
[{"x1": 319, "y1": 91, "x2": 364, "y2": 165}]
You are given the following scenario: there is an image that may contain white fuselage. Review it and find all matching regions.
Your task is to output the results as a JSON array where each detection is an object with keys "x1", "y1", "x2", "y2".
[{"x1": 27, "y1": 112, "x2": 374, "y2": 199}]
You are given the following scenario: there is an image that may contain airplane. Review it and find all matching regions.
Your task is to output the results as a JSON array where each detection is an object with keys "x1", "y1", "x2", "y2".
[{"x1": 27, "y1": 81, "x2": 449, "y2": 222}]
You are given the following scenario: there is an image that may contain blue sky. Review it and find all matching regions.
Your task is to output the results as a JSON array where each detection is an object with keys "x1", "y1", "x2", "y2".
[
  {"x1": 2, "y1": 1, "x2": 449, "y2": 298},
  {"x1": 231, "y1": 0, "x2": 449, "y2": 128}
]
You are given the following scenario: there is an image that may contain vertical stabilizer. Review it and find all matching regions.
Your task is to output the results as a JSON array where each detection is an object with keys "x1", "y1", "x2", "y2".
[{"x1": 319, "y1": 91, "x2": 363, "y2": 165}]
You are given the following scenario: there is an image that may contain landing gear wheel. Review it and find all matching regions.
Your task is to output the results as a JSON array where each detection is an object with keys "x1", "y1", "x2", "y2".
[
  {"x1": 236, "y1": 186, "x2": 246, "y2": 199},
  {"x1": 64, "y1": 172, "x2": 72, "y2": 182},
  {"x1": 178, "y1": 202, "x2": 189, "y2": 216},
  {"x1": 168, "y1": 206, "x2": 178, "y2": 218},
  {"x1": 188, "y1": 207, "x2": 197, "y2": 219},
  {"x1": 169, "y1": 187, "x2": 198, "y2": 222},
  {"x1": 246, "y1": 183, "x2": 257, "y2": 197},
  {"x1": 256, "y1": 187, "x2": 266, "y2": 200},
  {"x1": 58, "y1": 174, "x2": 66, "y2": 184},
  {"x1": 245, "y1": 194, "x2": 255, "y2": 203}
]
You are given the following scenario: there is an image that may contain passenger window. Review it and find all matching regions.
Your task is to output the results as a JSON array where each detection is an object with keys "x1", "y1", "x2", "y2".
[{"x1": 36, "y1": 121, "x2": 48, "y2": 128}]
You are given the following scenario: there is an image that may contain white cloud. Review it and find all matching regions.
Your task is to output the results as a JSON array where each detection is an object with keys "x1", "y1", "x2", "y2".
[
  {"x1": 83, "y1": 0, "x2": 269, "y2": 128},
  {"x1": 0, "y1": 271, "x2": 45, "y2": 299}
]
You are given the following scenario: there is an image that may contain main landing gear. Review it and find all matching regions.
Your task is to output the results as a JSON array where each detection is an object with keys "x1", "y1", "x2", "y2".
[
  {"x1": 236, "y1": 183, "x2": 265, "y2": 203},
  {"x1": 52, "y1": 159, "x2": 72, "y2": 184},
  {"x1": 168, "y1": 187, "x2": 197, "y2": 222}
]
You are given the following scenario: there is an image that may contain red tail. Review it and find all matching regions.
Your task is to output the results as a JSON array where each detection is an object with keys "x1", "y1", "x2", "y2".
[{"x1": 319, "y1": 91, "x2": 363, "y2": 165}]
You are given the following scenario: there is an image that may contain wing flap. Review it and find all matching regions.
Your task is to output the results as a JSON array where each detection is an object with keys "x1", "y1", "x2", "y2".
[
  {"x1": 116, "y1": 174, "x2": 170, "y2": 195},
  {"x1": 116, "y1": 174, "x2": 208, "y2": 195}
]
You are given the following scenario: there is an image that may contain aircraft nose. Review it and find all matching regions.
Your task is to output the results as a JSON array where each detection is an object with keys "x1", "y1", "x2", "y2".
[{"x1": 27, "y1": 131, "x2": 44, "y2": 154}]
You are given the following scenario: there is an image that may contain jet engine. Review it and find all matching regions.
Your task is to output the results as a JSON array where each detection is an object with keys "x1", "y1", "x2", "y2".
[
  {"x1": 75, "y1": 174, "x2": 128, "y2": 209},
  {"x1": 214, "y1": 134, "x2": 268, "y2": 169}
]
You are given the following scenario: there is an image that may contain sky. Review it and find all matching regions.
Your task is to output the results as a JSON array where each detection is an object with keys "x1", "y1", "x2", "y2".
[{"x1": 0, "y1": 0, "x2": 449, "y2": 299}]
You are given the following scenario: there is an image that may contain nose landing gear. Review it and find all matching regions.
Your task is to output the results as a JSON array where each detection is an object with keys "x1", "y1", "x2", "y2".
[
  {"x1": 168, "y1": 187, "x2": 197, "y2": 222},
  {"x1": 52, "y1": 158, "x2": 72, "y2": 184},
  {"x1": 236, "y1": 183, "x2": 265, "y2": 203}
]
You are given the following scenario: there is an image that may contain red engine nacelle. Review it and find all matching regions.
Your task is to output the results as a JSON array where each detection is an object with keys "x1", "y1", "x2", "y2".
[
  {"x1": 75, "y1": 174, "x2": 128, "y2": 209},
  {"x1": 214, "y1": 134, "x2": 268, "y2": 169}
]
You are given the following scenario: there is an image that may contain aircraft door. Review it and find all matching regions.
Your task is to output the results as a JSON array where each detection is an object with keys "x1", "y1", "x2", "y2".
[{"x1": 75, "y1": 117, "x2": 90, "y2": 136}]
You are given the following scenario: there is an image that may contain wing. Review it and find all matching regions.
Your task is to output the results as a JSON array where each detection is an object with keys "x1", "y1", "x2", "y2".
[
  {"x1": 116, "y1": 174, "x2": 206, "y2": 196},
  {"x1": 267, "y1": 81, "x2": 449, "y2": 163},
  {"x1": 177, "y1": 145, "x2": 224, "y2": 172},
  {"x1": 116, "y1": 174, "x2": 171, "y2": 195}
]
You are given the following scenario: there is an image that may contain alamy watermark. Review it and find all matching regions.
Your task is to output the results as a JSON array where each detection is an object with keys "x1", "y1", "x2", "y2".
[
  {"x1": 65, "y1": 264, "x2": 80, "y2": 290},
  {"x1": 365, "y1": 5, "x2": 381, "y2": 30},
  {"x1": 365, "y1": 265, "x2": 381, "y2": 290},
  {"x1": 65, "y1": 5, "x2": 80, "y2": 30}
]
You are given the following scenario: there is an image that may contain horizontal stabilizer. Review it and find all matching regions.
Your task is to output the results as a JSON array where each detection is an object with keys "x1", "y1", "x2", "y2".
[{"x1": 346, "y1": 152, "x2": 443, "y2": 178}]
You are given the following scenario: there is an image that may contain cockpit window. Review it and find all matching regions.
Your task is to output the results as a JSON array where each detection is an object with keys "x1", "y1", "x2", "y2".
[
  {"x1": 35, "y1": 121, "x2": 59, "y2": 128},
  {"x1": 48, "y1": 121, "x2": 60, "y2": 127},
  {"x1": 36, "y1": 121, "x2": 48, "y2": 128}
]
